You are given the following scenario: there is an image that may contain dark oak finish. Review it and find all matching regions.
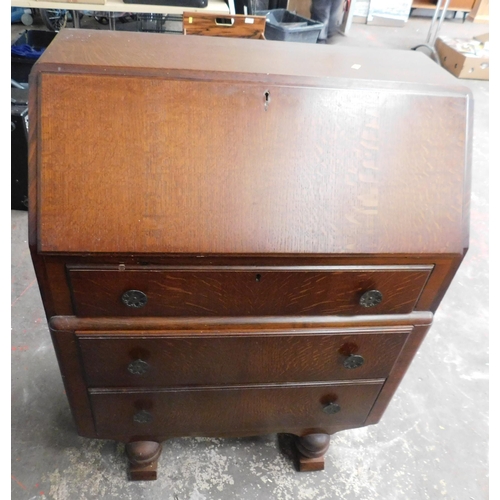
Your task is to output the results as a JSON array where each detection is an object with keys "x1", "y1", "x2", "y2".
[
  {"x1": 50, "y1": 312, "x2": 434, "y2": 332},
  {"x1": 32, "y1": 29, "x2": 465, "y2": 85},
  {"x1": 32, "y1": 254, "x2": 459, "y2": 318},
  {"x1": 48, "y1": 314, "x2": 432, "y2": 442},
  {"x1": 297, "y1": 455, "x2": 327, "y2": 472},
  {"x1": 295, "y1": 433, "x2": 331, "y2": 471},
  {"x1": 77, "y1": 327, "x2": 410, "y2": 387},
  {"x1": 49, "y1": 326, "x2": 96, "y2": 438},
  {"x1": 365, "y1": 323, "x2": 433, "y2": 425},
  {"x1": 128, "y1": 459, "x2": 159, "y2": 482},
  {"x1": 29, "y1": 30, "x2": 472, "y2": 480},
  {"x1": 34, "y1": 254, "x2": 461, "y2": 319},
  {"x1": 89, "y1": 381, "x2": 384, "y2": 439},
  {"x1": 68, "y1": 266, "x2": 432, "y2": 317},
  {"x1": 126, "y1": 441, "x2": 162, "y2": 481}
]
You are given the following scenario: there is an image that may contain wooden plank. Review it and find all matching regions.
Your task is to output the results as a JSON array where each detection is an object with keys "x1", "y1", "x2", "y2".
[
  {"x1": 412, "y1": 0, "x2": 475, "y2": 11},
  {"x1": 183, "y1": 12, "x2": 266, "y2": 38},
  {"x1": 466, "y1": 0, "x2": 489, "y2": 22}
]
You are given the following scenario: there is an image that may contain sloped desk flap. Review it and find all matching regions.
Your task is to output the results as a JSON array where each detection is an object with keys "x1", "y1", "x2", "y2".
[{"x1": 32, "y1": 31, "x2": 471, "y2": 255}]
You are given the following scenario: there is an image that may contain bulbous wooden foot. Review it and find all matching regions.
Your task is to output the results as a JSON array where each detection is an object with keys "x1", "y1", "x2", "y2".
[
  {"x1": 125, "y1": 441, "x2": 162, "y2": 481},
  {"x1": 295, "y1": 433, "x2": 331, "y2": 472}
]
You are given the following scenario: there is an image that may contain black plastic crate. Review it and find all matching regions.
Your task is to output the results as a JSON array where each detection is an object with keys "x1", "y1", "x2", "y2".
[
  {"x1": 256, "y1": 9, "x2": 323, "y2": 43},
  {"x1": 12, "y1": 29, "x2": 56, "y2": 50},
  {"x1": 12, "y1": 30, "x2": 57, "y2": 84}
]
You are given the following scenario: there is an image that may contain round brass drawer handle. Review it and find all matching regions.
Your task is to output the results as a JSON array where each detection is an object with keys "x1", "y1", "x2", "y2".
[
  {"x1": 127, "y1": 359, "x2": 149, "y2": 375},
  {"x1": 322, "y1": 402, "x2": 341, "y2": 415},
  {"x1": 122, "y1": 290, "x2": 148, "y2": 308},
  {"x1": 359, "y1": 290, "x2": 383, "y2": 308},
  {"x1": 343, "y1": 354, "x2": 365, "y2": 369},
  {"x1": 133, "y1": 410, "x2": 153, "y2": 424}
]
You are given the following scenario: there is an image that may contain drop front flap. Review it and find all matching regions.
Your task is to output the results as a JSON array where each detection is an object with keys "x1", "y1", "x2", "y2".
[{"x1": 37, "y1": 73, "x2": 467, "y2": 255}]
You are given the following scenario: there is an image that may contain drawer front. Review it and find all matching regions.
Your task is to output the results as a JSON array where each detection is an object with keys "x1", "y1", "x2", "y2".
[
  {"x1": 68, "y1": 266, "x2": 432, "y2": 317},
  {"x1": 78, "y1": 328, "x2": 409, "y2": 387},
  {"x1": 89, "y1": 382, "x2": 384, "y2": 438}
]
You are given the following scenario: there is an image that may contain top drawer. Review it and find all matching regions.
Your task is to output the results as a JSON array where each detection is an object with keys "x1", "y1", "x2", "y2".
[{"x1": 67, "y1": 265, "x2": 432, "y2": 317}]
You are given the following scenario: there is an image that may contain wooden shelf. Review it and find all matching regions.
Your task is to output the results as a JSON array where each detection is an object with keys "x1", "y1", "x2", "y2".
[
  {"x1": 412, "y1": 0, "x2": 475, "y2": 12},
  {"x1": 11, "y1": 0, "x2": 229, "y2": 15},
  {"x1": 466, "y1": 0, "x2": 489, "y2": 22}
]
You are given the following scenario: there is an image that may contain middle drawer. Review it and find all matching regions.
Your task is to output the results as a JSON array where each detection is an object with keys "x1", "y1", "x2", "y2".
[{"x1": 77, "y1": 326, "x2": 410, "y2": 387}]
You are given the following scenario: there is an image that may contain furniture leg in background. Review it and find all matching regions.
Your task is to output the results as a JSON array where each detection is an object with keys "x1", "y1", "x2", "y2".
[{"x1": 411, "y1": 0, "x2": 452, "y2": 62}]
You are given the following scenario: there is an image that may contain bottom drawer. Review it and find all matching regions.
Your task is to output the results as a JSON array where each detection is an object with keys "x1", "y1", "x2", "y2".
[{"x1": 89, "y1": 381, "x2": 384, "y2": 438}]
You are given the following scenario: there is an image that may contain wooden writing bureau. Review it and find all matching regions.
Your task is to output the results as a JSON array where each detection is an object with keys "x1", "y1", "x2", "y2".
[{"x1": 28, "y1": 30, "x2": 472, "y2": 480}]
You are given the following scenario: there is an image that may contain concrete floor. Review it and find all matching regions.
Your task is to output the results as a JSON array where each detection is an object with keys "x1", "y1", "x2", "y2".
[{"x1": 11, "y1": 12, "x2": 488, "y2": 500}]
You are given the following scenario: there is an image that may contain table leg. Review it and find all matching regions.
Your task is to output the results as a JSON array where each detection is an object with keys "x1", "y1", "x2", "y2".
[{"x1": 72, "y1": 10, "x2": 80, "y2": 29}]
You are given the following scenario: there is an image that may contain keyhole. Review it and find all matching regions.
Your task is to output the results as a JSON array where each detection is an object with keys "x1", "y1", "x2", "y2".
[
  {"x1": 255, "y1": 274, "x2": 261, "y2": 282},
  {"x1": 264, "y1": 91, "x2": 270, "y2": 111}
]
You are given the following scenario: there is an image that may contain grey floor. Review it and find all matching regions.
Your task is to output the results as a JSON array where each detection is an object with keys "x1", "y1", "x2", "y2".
[{"x1": 11, "y1": 12, "x2": 488, "y2": 500}]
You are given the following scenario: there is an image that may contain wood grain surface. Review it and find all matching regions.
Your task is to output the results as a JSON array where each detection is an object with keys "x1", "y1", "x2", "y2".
[
  {"x1": 31, "y1": 255, "x2": 460, "y2": 318},
  {"x1": 365, "y1": 323, "x2": 433, "y2": 425},
  {"x1": 67, "y1": 266, "x2": 431, "y2": 317},
  {"x1": 50, "y1": 311, "x2": 433, "y2": 331},
  {"x1": 34, "y1": 29, "x2": 465, "y2": 86},
  {"x1": 47, "y1": 314, "x2": 430, "y2": 440},
  {"x1": 37, "y1": 72, "x2": 467, "y2": 254},
  {"x1": 89, "y1": 381, "x2": 384, "y2": 438},
  {"x1": 49, "y1": 326, "x2": 97, "y2": 438},
  {"x1": 183, "y1": 13, "x2": 266, "y2": 39},
  {"x1": 28, "y1": 29, "x2": 472, "y2": 469},
  {"x1": 77, "y1": 328, "x2": 410, "y2": 387}
]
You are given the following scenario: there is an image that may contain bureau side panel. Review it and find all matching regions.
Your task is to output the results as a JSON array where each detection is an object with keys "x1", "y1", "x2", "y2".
[
  {"x1": 28, "y1": 72, "x2": 56, "y2": 320},
  {"x1": 365, "y1": 323, "x2": 432, "y2": 425}
]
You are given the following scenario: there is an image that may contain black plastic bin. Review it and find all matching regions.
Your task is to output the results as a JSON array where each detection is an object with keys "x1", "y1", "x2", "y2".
[
  {"x1": 11, "y1": 103, "x2": 29, "y2": 211},
  {"x1": 11, "y1": 30, "x2": 57, "y2": 84},
  {"x1": 256, "y1": 9, "x2": 323, "y2": 43},
  {"x1": 11, "y1": 30, "x2": 55, "y2": 211}
]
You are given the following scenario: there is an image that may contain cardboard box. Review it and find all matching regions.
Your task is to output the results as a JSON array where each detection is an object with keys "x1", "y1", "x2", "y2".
[
  {"x1": 366, "y1": 0, "x2": 413, "y2": 26},
  {"x1": 474, "y1": 32, "x2": 489, "y2": 43},
  {"x1": 435, "y1": 35, "x2": 489, "y2": 80}
]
